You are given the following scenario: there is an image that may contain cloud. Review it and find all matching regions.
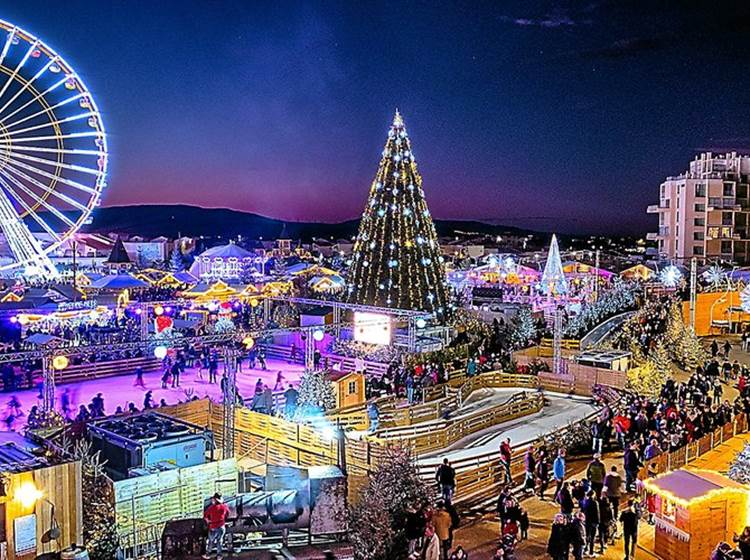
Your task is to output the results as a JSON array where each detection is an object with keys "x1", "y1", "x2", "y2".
[
  {"x1": 580, "y1": 36, "x2": 668, "y2": 59},
  {"x1": 499, "y1": 13, "x2": 583, "y2": 29}
]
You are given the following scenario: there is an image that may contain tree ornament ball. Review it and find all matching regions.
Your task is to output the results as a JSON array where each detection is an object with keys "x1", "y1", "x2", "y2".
[
  {"x1": 153, "y1": 305, "x2": 164, "y2": 316},
  {"x1": 243, "y1": 336, "x2": 255, "y2": 349}
]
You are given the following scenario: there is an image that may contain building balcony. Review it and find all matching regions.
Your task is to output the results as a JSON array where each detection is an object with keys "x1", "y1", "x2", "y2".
[
  {"x1": 647, "y1": 232, "x2": 665, "y2": 241},
  {"x1": 707, "y1": 203, "x2": 742, "y2": 212},
  {"x1": 647, "y1": 203, "x2": 670, "y2": 213}
]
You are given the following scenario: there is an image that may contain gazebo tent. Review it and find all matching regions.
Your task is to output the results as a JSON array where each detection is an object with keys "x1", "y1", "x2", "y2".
[{"x1": 188, "y1": 243, "x2": 253, "y2": 280}]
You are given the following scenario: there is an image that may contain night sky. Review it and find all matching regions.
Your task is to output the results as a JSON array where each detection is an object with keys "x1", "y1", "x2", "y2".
[{"x1": 6, "y1": 1, "x2": 750, "y2": 235}]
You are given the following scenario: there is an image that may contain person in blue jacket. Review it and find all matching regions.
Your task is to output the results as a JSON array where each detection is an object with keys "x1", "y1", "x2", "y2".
[{"x1": 553, "y1": 448, "x2": 566, "y2": 499}]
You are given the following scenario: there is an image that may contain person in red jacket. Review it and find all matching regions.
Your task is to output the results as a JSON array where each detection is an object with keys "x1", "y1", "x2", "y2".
[
  {"x1": 203, "y1": 493, "x2": 229, "y2": 559},
  {"x1": 499, "y1": 438, "x2": 513, "y2": 484}
]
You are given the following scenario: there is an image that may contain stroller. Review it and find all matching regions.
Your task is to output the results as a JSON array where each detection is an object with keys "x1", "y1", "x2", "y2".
[
  {"x1": 494, "y1": 534, "x2": 516, "y2": 559},
  {"x1": 712, "y1": 542, "x2": 742, "y2": 560}
]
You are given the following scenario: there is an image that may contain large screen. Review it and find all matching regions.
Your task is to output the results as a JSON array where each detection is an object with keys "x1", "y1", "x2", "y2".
[{"x1": 353, "y1": 312, "x2": 392, "y2": 345}]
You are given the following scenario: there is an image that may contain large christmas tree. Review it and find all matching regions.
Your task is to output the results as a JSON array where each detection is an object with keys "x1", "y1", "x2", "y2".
[{"x1": 347, "y1": 111, "x2": 448, "y2": 315}]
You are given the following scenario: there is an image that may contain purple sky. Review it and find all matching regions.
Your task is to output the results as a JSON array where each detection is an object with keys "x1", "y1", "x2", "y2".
[{"x1": 7, "y1": 1, "x2": 750, "y2": 234}]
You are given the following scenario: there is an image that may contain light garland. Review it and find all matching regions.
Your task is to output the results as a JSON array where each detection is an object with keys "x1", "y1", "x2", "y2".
[{"x1": 346, "y1": 110, "x2": 448, "y2": 315}]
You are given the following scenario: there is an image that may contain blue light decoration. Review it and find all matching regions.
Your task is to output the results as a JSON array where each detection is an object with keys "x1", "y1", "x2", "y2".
[{"x1": 659, "y1": 265, "x2": 683, "y2": 288}]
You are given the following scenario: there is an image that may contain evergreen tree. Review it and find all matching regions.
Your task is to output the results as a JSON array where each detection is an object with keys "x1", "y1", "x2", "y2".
[
  {"x1": 511, "y1": 306, "x2": 536, "y2": 349},
  {"x1": 346, "y1": 111, "x2": 448, "y2": 315},
  {"x1": 296, "y1": 370, "x2": 336, "y2": 415},
  {"x1": 628, "y1": 343, "x2": 671, "y2": 397},
  {"x1": 168, "y1": 246, "x2": 184, "y2": 272},
  {"x1": 349, "y1": 446, "x2": 430, "y2": 560}
]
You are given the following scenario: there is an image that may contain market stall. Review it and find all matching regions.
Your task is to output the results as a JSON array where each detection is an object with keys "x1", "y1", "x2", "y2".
[{"x1": 642, "y1": 468, "x2": 750, "y2": 560}]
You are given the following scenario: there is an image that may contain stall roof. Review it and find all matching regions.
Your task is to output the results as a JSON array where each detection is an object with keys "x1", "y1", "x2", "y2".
[
  {"x1": 642, "y1": 468, "x2": 748, "y2": 504},
  {"x1": 89, "y1": 274, "x2": 149, "y2": 290}
]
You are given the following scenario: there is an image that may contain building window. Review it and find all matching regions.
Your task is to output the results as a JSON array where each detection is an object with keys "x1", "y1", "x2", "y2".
[
  {"x1": 694, "y1": 217, "x2": 705, "y2": 226},
  {"x1": 723, "y1": 212, "x2": 733, "y2": 226},
  {"x1": 721, "y1": 240, "x2": 733, "y2": 254},
  {"x1": 722, "y1": 226, "x2": 732, "y2": 238},
  {"x1": 693, "y1": 232, "x2": 704, "y2": 241},
  {"x1": 695, "y1": 184, "x2": 706, "y2": 197},
  {"x1": 693, "y1": 246, "x2": 704, "y2": 255},
  {"x1": 348, "y1": 381, "x2": 357, "y2": 395},
  {"x1": 724, "y1": 182, "x2": 735, "y2": 196},
  {"x1": 695, "y1": 203, "x2": 705, "y2": 212}
]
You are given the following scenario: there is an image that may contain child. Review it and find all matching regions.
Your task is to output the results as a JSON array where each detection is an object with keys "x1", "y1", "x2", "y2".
[{"x1": 519, "y1": 508, "x2": 529, "y2": 541}]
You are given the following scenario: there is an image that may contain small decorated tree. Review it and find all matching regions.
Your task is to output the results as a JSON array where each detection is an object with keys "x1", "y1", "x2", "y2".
[
  {"x1": 728, "y1": 443, "x2": 750, "y2": 484},
  {"x1": 213, "y1": 316, "x2": 236, "y2": 334},
  {"x1": 296, "y1": 370, "x2": 336, "y2": 416},
  {"x1": 627, "y1": 344, "x2": 671, "y2": 397},
  {"x1": 510, "y1": 306, "x2": 536, "y2": 349},
  {"x1": 168, "y1": 246, "x2": 184, "y2": 272},
  {"x1": 349, "y1": 446, "x2": 430, "y2": 560}
]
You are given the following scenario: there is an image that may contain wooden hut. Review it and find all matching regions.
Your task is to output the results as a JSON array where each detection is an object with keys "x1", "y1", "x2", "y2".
[
  {"x1": 329, "y1": 371, "x2": 366, "y2": 409},
  {"x1": 642, "y1": 468, "x2": 749, "y2": 560}
]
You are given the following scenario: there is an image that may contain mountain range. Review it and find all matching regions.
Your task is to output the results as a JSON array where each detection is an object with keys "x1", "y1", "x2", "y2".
[{"x1": 80, "y1": 204, "x2": 537, "y2": 241}]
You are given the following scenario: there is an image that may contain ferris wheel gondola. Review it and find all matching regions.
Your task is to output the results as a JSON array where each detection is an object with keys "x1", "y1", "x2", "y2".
[{"x1": 0, "y1": 19, "x2": 107, "y2": 278}]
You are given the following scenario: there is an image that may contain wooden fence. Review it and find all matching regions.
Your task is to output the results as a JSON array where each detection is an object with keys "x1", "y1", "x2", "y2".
[
  {"x1": 514, "y1": 351, "x2": 627, "y2": 394},
  {"x1": 49, "y1": 355, "x2": 162, "y2": 384},
  {"x1": 264, "y1": 343, "x2": 390, "y2": 376},
  {"x1": 372, "y1": 391, "x2": 544, "y2": 456},
  {"x1": 639, "y1": 412, "x2": 749, "y2": 478},
  {"x1": 378, "y1": 371, "x2": 539, "y2": 428}
]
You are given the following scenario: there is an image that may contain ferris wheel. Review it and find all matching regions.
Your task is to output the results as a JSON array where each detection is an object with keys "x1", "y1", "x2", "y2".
[{"x1": 0, "y1": 19, "x2": 107, "y2": 278}]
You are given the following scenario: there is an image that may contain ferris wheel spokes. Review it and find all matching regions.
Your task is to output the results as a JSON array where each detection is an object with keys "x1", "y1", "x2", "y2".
[
  {"x1": 0, "y1": 174, "x2": 61, "y2": 240},
  {"x1": 0, "y1": 40, "x2": 38, "y2": 106},
  {"x1": 0, "y1": 18, "x2": 108, "y2": 277},
  {"x1": 0, "y1": 164, "x2": 78, "y2": 227},
  {"x1": 0, "y1": 184, "x2": 58, "y2": 277}
]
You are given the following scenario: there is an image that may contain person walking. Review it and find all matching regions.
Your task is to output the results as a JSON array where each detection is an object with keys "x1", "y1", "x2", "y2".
[
  {"x1": 582, "y1": 491, "x2": 600, "y2": 557},
  {"x1": 133, "y1": 367, "x2": 145, "y2": 388},
  {"x1": 547, "y1": 513, "x2": 569, "y2": 560},
  {"x1": 556, "y1": 481, "x2": 574, "y2": 516},
  {"x1": 436, "y1": 459, "x2": 456, "y2": 503},
  {"x1": 203, "y1": 493, "x2": 229, "y2": 560},
  {"x1": 283, "y1": 384, "x2": 299, "y2": 418},
  {"x1": 604, "y1": 465, "x2": 623, "y2": 520},
  {"x1": 524, "y1": 445, "x2": 537, "y2": 495},
  {"x1": 536, "y1": 449, "x2": 550, "y2": 500},
  {"x1": 586, "y1": 453, "x2": 606, "y2": 496},
  {"x1": 500, "y1": 438, "x2": 513, "y2": 484},
  {"x1": 711, "y1": 339, "x2": 719, "y2": 358},
  {"x1": 724, "y1": 339, "x2": 733, "y2": 358},
  {"x1": 623, "y1": 443, "x2": 643, "y2": 492},
  {"x1": 433, "y1": 501, "x2": 452, "y2": 560},
  {"x1": 553, "y1": 449, "x2": 566, "y2": 498},
  {"x1": 619, "y1": 498, "x2": 639, "y2": 560},
  {"x1": 568, "y1": 512, "x2": 586, "y2": 560}
]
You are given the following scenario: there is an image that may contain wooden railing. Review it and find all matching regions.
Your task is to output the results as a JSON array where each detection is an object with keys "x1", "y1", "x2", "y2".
[
  {"x1": 53, "y1": 355, "x2": 162, "y2": 383},
  {"x1": 639, "y1": 412, "x2": 749, "y2": 478},
  {"x1": 263, "y1": 343, "x2": 389, "y2": 376},
  {"x1": 379, "y1": 371, "x2": 539, "y2": 428},
  {"x1": 540, "y1": 337, "x2": 581, "y2": 351},
  {"x1": 372, "y1": 391, "x2": 544, "y2": 455},
  {"x1": 418, "y1": 385, "x2": 623, "y2": 512}
]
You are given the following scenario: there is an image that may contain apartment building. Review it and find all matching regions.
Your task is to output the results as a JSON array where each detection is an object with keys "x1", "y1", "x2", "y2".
[{"x1": 648, "y1": 152, "x2": 750, "y2": 264}]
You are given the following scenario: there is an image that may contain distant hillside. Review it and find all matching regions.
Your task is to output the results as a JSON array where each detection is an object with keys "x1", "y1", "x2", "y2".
[{"x1": 81, "y1": 204, "x2": 536, "y2": 241}]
